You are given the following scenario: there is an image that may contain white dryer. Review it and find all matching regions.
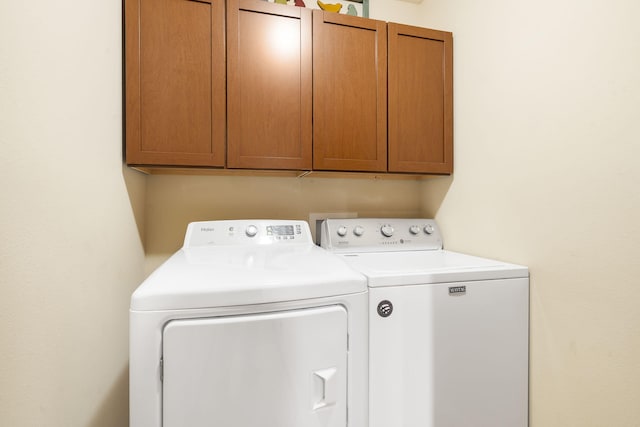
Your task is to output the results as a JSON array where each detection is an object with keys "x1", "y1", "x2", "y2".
[
  {"x1": 321, "y1": 218, "x2": 529, "y2": 427},
  {"x1": 130, "y1": 220, "x2": 368, "y2": 427}
]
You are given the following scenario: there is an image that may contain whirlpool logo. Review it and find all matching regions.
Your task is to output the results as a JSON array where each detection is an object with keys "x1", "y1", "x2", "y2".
[{"x1": 448, "y1": 286, "x2": 466, "y2": 296}]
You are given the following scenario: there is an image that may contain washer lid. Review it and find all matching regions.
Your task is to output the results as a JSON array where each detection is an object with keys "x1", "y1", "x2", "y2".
[
  {"x1": 338, "y1": 250, "x2": 528, "y2": 287},
  {"x1": 131, "y1": 245, "x2": 366, "y2": 311}
]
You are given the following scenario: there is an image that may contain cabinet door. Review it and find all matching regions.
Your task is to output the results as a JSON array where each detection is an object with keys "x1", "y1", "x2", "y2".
[
  {"x1": 125, "y1": 0, "x2": 225, "y2": 166},
  {"x1": 227, "y1": 0, "x2": 312, "y2": 170},
  {"x1": 162, "y1": 306, "x2": 348, "y2": 427},
  {"x1": 313, "y1": 11, "x2": 387, "y2": 172},
  {"x1": 388, "y1": 24, "x2": 453, "y2": 174}
]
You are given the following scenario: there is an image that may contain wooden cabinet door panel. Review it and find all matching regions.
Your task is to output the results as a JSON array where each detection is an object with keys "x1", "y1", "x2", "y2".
[
  {"x1": 388, "y1": 24, "x2": 453, "y2": 174},
  {"x1": 125, "y1": 0, "x2": 225, "y2": 166},
  {"x1": 227, "y1": 0, "x2": 312, "y2": 170},
  {"x1": 313, "y1": 11, "x2": 387, "y2": 172}
]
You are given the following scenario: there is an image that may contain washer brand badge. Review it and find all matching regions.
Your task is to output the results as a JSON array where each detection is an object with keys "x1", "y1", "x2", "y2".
[
  {"x1": 449, "y1": 286, "x2": 466, "y2": 296},
  {"x1": 377, "y1": 300, "x2": 393, "y2": 318}
]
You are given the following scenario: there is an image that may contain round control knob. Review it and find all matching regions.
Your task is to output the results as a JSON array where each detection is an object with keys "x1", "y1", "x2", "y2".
[
  {"x1": 423, "y1": 224, "x2": 435, "y2": 235},
  {"x1": 380, "y1": 224, "x2": 394, "y2": 237},
  {"x1": 353, "y1": 226, "x2": 365, "y2": 237},
  {"x1": 409, "y1": 225, "x2": 421, "y2": 235},
  {"x1": 337, "y1": 226, "x2": 348, "y2": 237},
  {"x1": 245, "y1": 225, "x2": 258, "y2": 237}
]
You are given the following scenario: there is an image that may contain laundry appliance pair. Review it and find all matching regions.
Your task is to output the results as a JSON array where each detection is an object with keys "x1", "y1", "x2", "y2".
[{"x1": 130, "y1": 219, "x2": 528, "y2": 427}]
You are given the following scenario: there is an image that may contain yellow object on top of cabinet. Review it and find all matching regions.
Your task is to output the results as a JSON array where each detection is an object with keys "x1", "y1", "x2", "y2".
[{"x1": 317, "y1": 1, "x2": 342, "y2": 13}]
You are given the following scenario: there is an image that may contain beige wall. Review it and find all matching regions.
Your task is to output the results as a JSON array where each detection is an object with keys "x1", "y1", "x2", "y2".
[
  {"x1": 4, "y1": 0, "x2": 638, "y2": 426},
  {"x1": 420, "y1": 0, "x2": 640, "y2": 426},
  {"x1": 0, "y1": 1, "x2": 146, "y2": 426}
]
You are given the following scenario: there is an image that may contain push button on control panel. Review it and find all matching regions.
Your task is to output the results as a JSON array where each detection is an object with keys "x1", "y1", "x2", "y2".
[{"x1": 245, "y1": 225, "x2": 258, "y2": 237}]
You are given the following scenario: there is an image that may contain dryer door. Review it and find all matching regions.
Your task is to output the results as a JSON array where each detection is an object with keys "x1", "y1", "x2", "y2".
[{"x1": 162, "y1": 305, "x2": 348, "y2": 427}]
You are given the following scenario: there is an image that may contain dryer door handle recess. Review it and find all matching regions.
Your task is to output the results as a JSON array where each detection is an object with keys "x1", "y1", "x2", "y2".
[{"x1": 313, "y1": 367, "x2": 338, "y2": 410}]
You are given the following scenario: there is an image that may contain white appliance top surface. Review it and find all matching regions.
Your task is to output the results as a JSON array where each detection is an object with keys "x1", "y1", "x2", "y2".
[
  {"x1": 131, "y1": 220, "x2": 366, "y2": 311},
  {"x1": 321, "y1": 218, "x2": 528, "y2": 286},
  {"x1": 337, "y1": 249, "x2": 528, "y2": 287}
]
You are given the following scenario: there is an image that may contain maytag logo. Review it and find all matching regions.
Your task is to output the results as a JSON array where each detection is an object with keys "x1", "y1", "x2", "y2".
[{"x1": 449, "y1": 286, "x2": 466, "y2": 295}]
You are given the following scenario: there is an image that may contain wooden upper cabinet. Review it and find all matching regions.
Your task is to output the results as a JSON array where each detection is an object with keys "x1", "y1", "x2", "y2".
[
  {"x1": 125, "y1": 1, "x2": 453, "y2": 175},
  {"x1": 387, "y1": 23, "x2": 453, "y2": 174},
  {"x1": 312, "y1": 11, "x2": 387, "y2": 172},
  {"x1": 125, "y1": 0, "x2": 226, "y2": 167},
  {"x1": 226, "y1": 0, "x2": 312, "y2": 170}
]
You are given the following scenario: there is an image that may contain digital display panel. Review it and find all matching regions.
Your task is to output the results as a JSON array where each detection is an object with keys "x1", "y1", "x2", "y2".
[{"x1": 267, "y1": 225, "x2": 294, "y2": 236}]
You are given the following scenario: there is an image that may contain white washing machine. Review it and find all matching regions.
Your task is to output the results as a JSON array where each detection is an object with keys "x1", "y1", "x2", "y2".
[
  {"x1": 321, "y1": 218, "x2": 529, "y2": 427},
  {"x1": 130, "y1": 220, "x2": 368, "y2": 427}
]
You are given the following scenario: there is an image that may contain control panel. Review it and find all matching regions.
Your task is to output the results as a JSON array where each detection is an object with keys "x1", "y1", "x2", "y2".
[
  {"x1": 183, "y1": 220, "x2": 312, "y2": 248},
  {"x1": 320, "y1": 218, "x2": 443, "y2": 252}
]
